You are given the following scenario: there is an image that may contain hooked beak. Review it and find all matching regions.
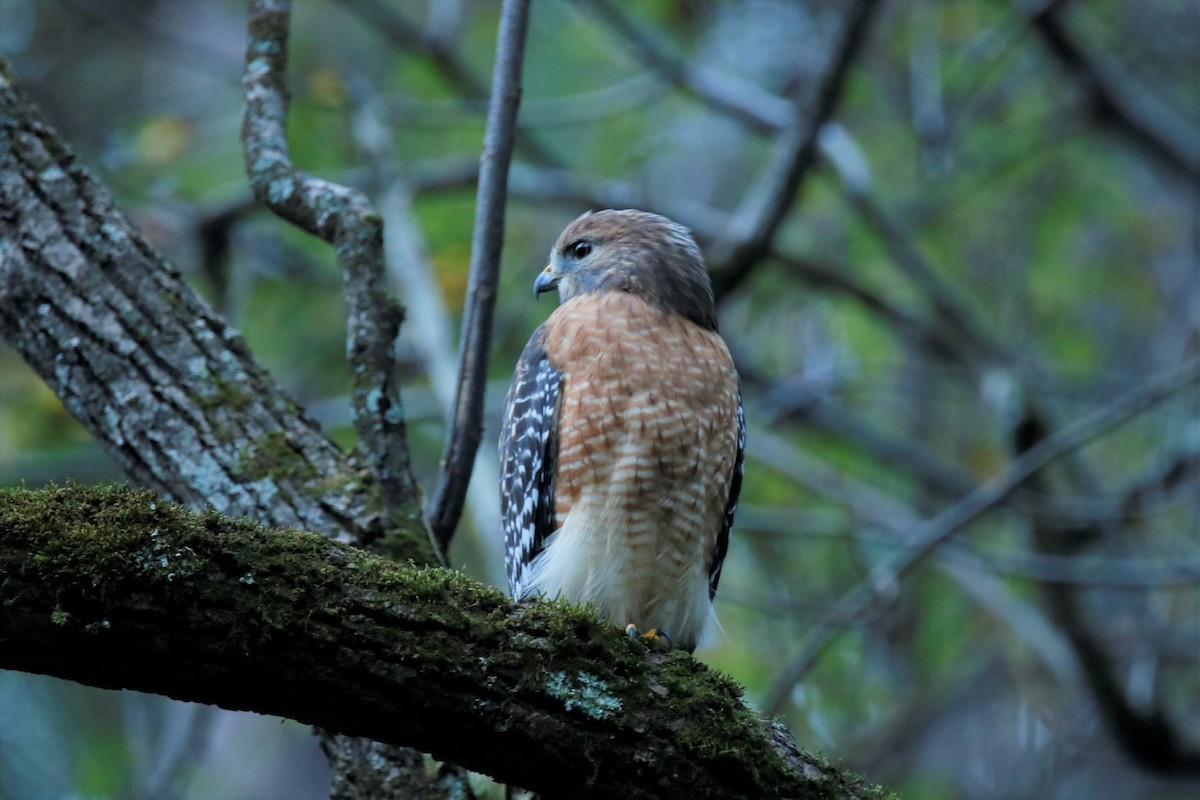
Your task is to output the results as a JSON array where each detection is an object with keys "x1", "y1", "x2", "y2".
[{"x1": 533, "y1": 265, "x2": 559, "y2": 298}]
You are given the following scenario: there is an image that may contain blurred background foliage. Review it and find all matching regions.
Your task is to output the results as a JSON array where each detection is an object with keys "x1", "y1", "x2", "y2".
[{"x1": 1, "y1": 1, "x2": 1198, "y2": 798}]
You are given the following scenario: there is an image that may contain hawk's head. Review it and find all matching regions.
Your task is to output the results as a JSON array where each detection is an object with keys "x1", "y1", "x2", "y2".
[{"x1": 535, "y1": 209, "x2": 718, "y2": 331}]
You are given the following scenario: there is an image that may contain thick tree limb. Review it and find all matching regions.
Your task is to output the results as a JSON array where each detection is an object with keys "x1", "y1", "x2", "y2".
[
  {"x1": 0, "y1": 484, "x2": 890, "y2": 800},
  {"x1": 427, "y1": 0, "x2": 531, "y2": 549},
  {"x1": 0, "y1": 61, "x2": 434, "y2": 562}
]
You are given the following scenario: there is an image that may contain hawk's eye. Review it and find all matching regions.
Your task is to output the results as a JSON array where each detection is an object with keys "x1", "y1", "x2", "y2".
[{"x1": 567, "y1": 240, "x2": 592, "y2": 260}]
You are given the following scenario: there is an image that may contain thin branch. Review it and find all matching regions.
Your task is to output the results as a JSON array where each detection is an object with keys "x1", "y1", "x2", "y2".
[
  {"x1": 763, "y1": 357, "x2": 1200, "y2": 714},
  {"x1": 0, "y1": 484, "x2": 891, "y2": 800},
  {"x1": 713, "y1": 0, "x2": 884, "y2": 298},
  {"x1": 241, "y1": 0, "x2": 426, "y2": 541},
  {"x1": 1017, "y1": 392, "x2": 1200, "y2": 775},
  {"x1": 843, "y1": 188, "x2": 1008, "y2": 364},
  {"x1": 583, "y1": 0, "x2": 886, "y2": 298},
  {"x1": 1026, "y1": 0, "x2": 1200, "y2": 183},
  {"x1": 820, "y1": 121, "x2": 1114, "y2": 505},
  {"x1": 339, "y1": 0, "x2": 562, "y2": 169},
  {"x1": 340, "y1": 0, "x2": 488, "y2": 98},
  {"x1": 585, "y1": 0, "x2": 794, "y2": 134},
  {"x1": 348, "y1": 82, "x2": 506, "y2": 581},
  {"x1": 426, "y1": 0, "x2": 531, "y2": 550},
  {"x1": 739, "y1": 501, "x2": 1200, "y2": 590},
  {"x1": 750, "y1": 370, "x2": 978, "y2": 499}
]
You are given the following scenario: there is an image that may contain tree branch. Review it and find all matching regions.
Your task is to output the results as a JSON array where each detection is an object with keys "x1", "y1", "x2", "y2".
[
  {"x1": 584, "y1": 0, "x2": 793, "y2": 134},
  {"x1": 1026, "y1": 0, "x2": 1200, "y2": 183},
  {"x1": 427, "y1": 0, "x2": 530, "y2": 550},
  {"x1": 764, "y1": 356, "x2": 1200, "y2": 713},
  {"x1": 1016, "y1": 406, "x2": 1200, "y2": 775},
  {"x1": 0, "y1": 59, "x2": 433, "y2": 562},
  {"x1": 0, "y1": 484, "x2": 890, "y2": 800},
  {"x1": 242, "y1": 0, "x2": 427, "y2": 544},
  {"x1": 713, "y1": 0, "x2": 884, "y2": 298}
]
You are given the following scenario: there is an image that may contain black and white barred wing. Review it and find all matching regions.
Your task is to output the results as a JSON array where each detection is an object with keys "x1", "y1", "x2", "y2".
[
  {"x1": 708, "y1": 394, "x2": 745, "y2": 599},
  {"x1": 499, "y1": 328, "x2": 562, "y2": 599}
]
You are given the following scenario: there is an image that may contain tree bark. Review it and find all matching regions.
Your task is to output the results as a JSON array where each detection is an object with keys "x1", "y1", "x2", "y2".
[
  {"x1": 0, "y1": 62, "x2": 432, "y2": 563},
  {"x1": 0, "y1": 484, "x2": 889, "y2": 800}
]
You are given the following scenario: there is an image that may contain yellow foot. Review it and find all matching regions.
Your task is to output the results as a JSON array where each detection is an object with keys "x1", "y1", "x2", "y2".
[{"x1": 624, "y1": 624, "x2": 672, "y2": 648}]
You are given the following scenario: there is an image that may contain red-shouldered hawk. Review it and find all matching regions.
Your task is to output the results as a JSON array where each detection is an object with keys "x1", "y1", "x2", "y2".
[{"x1": 499, "y1": 209, "x2": 744, "y2": 652}]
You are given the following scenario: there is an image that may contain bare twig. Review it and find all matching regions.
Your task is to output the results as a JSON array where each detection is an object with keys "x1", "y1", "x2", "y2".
[
  {"x1": 340, "y1": 0, "x2": 562, "y2": 170},
  {"x1": 764, "y1": 357, "x2": 1200, "y2": 714},
  {"x1": 1026, "y1": 0, "x2": 1200, "y2": 183},
  {"x1": 734, "y1": 496, "x2": 1200, "y2": 592},
  {"x1": 349, "y1": 79, "x2": 507, "y2": 580},
  {"x1": 844, "y1": 188, "x2": 1008, "y2": 364},
  {"x1": 820, "y1": 120, "x2": 1115, "y2": 509},
  {"x1": 426, "y1": 0, "x2": 531, "y2": 550},
  {"x1": 582, "y1": 0, "x2": 886, "y2": 298},
  {"x1": 751, "y1": 370, "x2": 978, "y2": 499},
  {"x1": 713, "y1": 0, "x2": 884, "y2": 298},
  {"x1": 1017, "y1": 387, "x2": 1200, "y2": 774},
  {"x1": 340, "y1": 0, "x2": 488, "y2": 98},
  {"x1": 242, "y1": 0, "x2": 427, "y2": 542},
  {"x1": 585, "y1": 0, "x2": 793, "y2": 134}
]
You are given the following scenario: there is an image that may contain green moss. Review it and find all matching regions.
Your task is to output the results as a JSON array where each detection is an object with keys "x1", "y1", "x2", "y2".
[
  {"x1": 193, "y1": 376, "x2": 257, "y2": 413},
  {"x1": 1, "y1": 483, "x2": 888, "y2": 798},
  {"x1": 380, "y1": 519, "x2": 439, "y2": 566},
  {"x1": 235, "y1": 431, "x2": 319, "y2": 482}
]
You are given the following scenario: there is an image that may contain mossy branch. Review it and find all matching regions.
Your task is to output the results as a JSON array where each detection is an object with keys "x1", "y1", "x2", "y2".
[{"x1": 1, "y1": 484, "x2": 889, "y2": 800}]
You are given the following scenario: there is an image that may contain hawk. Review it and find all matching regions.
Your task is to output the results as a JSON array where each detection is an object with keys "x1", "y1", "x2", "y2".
[{"x1": 499, "y1": 209, "x2": 744, "y2": 652}]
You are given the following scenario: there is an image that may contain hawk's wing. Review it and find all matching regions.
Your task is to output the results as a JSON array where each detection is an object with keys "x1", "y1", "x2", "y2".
[
  {"x1": 499, "y1": 325, "x2": 562, "y2": 599},
  {"x1": 708, "y1": 395, "x2": 745, "y2": 599}
]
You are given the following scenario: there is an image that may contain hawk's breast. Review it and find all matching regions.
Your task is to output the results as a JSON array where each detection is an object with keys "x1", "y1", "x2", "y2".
[{"x1": 529, "y1": 292, "x2": 740, "y2": 649}]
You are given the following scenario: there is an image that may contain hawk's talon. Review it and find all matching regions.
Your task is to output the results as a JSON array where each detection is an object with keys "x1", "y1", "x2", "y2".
[{"x1": 624, "y1": 625, "x2": 672, "y2": 648}]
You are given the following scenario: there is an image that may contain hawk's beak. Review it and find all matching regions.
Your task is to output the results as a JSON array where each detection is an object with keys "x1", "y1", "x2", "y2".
[{"x1": 533, "y1": 265, "x2": 559, "y2": 298}]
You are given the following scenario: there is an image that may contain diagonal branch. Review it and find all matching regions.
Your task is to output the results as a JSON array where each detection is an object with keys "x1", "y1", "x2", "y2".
[
  {"x1": 426, "y1": 0, "x2": 531, "y2": 550},
  {"x1": 1026, "y1": 0, "x2": 1200, "y2": 183},
  {"x1": 764, "y1": 356, "x2": 1200, "y2": 713},
  {"x1": 0, "y1": 484, "x2": 890, "y2": 800},
  {"x1": 242, "y1": 0, "x2": 426, "y2": 544},
  {"x1": 585, "y1": 0, "x2": 793, "y2": 134},
  {"x1": 0, "y1": 58, "x2": 435, "y2": 560},
  {"x1": 713, "y1": 0, "x2": 884, "y2": 298},
  {"x1": 339, "y1": 0, "x2": 562, "y2": 169}
]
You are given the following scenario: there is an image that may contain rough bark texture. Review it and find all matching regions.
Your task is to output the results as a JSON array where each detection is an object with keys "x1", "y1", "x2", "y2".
[
  {"x1": 0, "y1": 62, "x2": 433, "y2": 566},
  {"x1": 0, "y1": 485, "x2": 891, "y2": 800}
]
